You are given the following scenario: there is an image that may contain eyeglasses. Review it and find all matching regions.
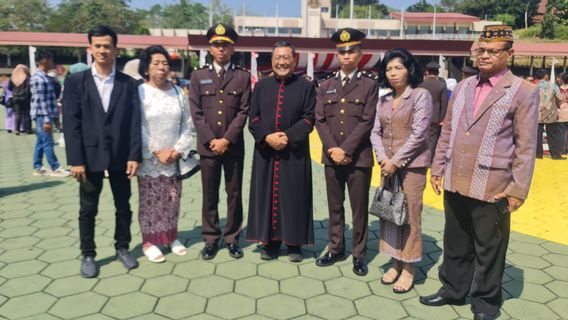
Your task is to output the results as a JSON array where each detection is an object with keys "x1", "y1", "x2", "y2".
[{"x1": 474, "y1": 48, "x2": 509, "y2": 57}]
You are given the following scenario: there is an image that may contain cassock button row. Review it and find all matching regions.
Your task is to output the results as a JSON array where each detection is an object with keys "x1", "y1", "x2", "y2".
[
  {"x1": 218, "y1": 110, "x2": 223, "y2": 115},
  {"x1": 328, "y1": 99, "x2": 332, "y2": 104},
  {"x1": 340, "y1": 131, "x2": 344, "y2": 136},
  {"x1": 232, "y1": 91, "x2": 237, "y2": 95},
  {"x1": 219, "y1": 99, "x2": 224, "y2": 104},
  {"x1": 340, "y1": 98, "x2": 346, "y2": 103},
  {"x1": 217, "y1": 121, "x2": 222, "y2": 126},
  {"x1": 205, "y1": 91, "x2": 210, "y2": 95},
  {"x1": 340, "y1": 120, "x2": 344, "y2": 125},
  {"x1": 355, "y1": 98, "x2": 360, "y2": 104},
  {"x1": 340, "y1": 109, "x2": 345, "y2": 114},
  {"x1": 219, "y1": 89, "x2": 224, "y2": 94}
]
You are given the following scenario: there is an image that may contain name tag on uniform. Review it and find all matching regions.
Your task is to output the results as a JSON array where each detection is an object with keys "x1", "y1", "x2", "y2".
[
  {"x1": 326, "y1": 89, "x2": 336, "y2": 94},
  {"x1": 200, "y1": 79, "x2": 213, "y2": 85}
]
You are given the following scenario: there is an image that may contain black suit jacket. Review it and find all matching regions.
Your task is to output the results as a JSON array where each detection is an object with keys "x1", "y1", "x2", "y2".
[{"x1": 63, "y1": 69, "x2": 141, "y2": 172}]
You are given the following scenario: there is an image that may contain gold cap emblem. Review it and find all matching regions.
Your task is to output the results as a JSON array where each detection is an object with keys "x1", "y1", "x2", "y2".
[
  {"x1": 339, "y1": 30, "x2": 350, "y2": 42},
  {"x1": 215, "y1": 24, "x2": 226, "y2": 35}
]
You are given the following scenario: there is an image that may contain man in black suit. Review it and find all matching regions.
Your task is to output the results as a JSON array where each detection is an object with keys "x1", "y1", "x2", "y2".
[
  {"x1": 63, "y1": 25, "x2": 141, "y2": 278},
  {"x1": 418, "y1": 62, "x2": 448, "y2": 161}
]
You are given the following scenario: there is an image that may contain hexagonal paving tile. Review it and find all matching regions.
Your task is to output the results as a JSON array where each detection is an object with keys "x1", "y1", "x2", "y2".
[
  {"x1": 547, "y1": 298, "x2": 568, "y2": 318},
  {"x1": 35, "y1": 236, "x2": 77, "y2": 250},
  {"x1": 505, "y1": 266, "x2": 554, "y2": 285},
  {"x1": 258, "y1": 261, "x2": 299, "y2": 280},
  {"x1": 188, "y1": 275, "x2": 234, "y2": 298},
  {"x1": 507, "y1": 253, "x2": 551, "y2": 269},
  {"x1": 37, "y1": 247, "x2": 79, "y2": 263},
  {"x1": 72, "y1": 314, "x2": 115, "y2": 320},
  {"x1": 44, "y1": 275, "x2": 98, "y2": 297},
  {"x1": 0, "y1": 247, "x2": 43, "y2": 263},
  {"x1": 140, "y1": 274, "x2": 188, "y2": 297},
  {"x1": 206, "y1": 293, "x2": 255, "y2": 319},
  {"x1": 0, "y1": 292, "x2": 57, "y2": 319},
  {"x1": 356, "y1": 296, "x2": 408, "y2": 320},
  {"x1": 325, "y1": 277, "x2": 372, "y2": 300},
  {"x1": 368, "y1": 280, "x2": 417, "y2": 301},
  {"x1": 154, "y1": 292, "x2": 207, "y2": 319},
  {"x1": 299, "y1": 263, "x2": 342, "y2": 281},
  {"x1": 307, "y1": 294, "x2": 357, "y2": 320},
  {"x1": 508, "y1": 241, "x2": 550, "y2": 256},
  {"x1": 31, "y1": 218, "x2": 70, "y2": 228},
  {"x1": 173, "y1": 260, "x2": 215, "y2": 279},
  {"x1": 0, "y1": 225, "x2": 37, "y2": 238},
  {"x1": 235, "y1": 276, "x2": 279, "y2": 298},
  {"x1": 0, "y1": 259, "x2": 47, "y2": 278},
  {"x1": 0, "y1": 274, "x2": 51, "y2": 297},
  {"x1": 542, "y1": 254, "x2": 568, "y2": 268},
  {"x1": 215, "y1": 260, "x2": 257, "y2": 280},
  {"x1": 502, "y1": 280, "x2": 557, "y2": 303},
  {"x1": 545, "y1": 280, "x2": 568, "y2": 298},
  {"x1": 503, "y1": 298, "x2": 560, "y2": 320},
  {"x1": 544, "y1": 265, "x2": 568, "y2": 282},
  {"x1": 49, "y1": 292, "x2": 107, "y2": 319},
  {"x1": 33, "y1": 226, "x2": 73, "y2": 238},
  {"x1": 0, "y1": 236, "x2": 40, "y2": 250},
  {"x1": 93, "y1": 274, "x2": 144, "y2": 296},
  {"x1": 258, "y1": 294, "x2": 306, "y2": 319},
  {"x1": 102, "y1": 292, "x2": 157, "y2": 319},
  {"x1": 402, "y1": 298, "x2": 459, "y2": 320},
  {"x1": 130, "y1": 260, "x2": 175, "y2": 279},
  {"x1": 42, "y1": 259, "x2": 83, "y2": 279},
  {"x1": 281, "y1": 276, "x2": 325, "y2": 299}
]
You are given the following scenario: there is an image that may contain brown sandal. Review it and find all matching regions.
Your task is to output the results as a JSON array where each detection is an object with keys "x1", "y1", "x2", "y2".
[
  {"x1": 381, "y1": 267, "x2": 400, "y2": 285},
  {"x1": 392, "y1": 270, "x2": 414, "y2": 294}
]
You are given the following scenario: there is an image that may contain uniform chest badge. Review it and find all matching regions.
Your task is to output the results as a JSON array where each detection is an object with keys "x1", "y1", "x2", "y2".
[
  {"x1": 200, "y1": 79, "x2": 213, "y2": 85},
  {"x1": 325, "y1": 89, "x2": 336, "y2": 94}
]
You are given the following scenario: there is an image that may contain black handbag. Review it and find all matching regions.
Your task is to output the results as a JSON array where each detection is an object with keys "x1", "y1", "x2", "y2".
[
  {"x1": 369, "y1": 173, "x2": 408, "y2": 226},
  {"x1": 173, "y1": 86, "x2": 200, "y2": 180}
]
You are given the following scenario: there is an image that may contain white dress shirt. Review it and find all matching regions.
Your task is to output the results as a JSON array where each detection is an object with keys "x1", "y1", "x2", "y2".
[
  {"x1": 91, "y1": 63, "x2": 116, "y2": 112},
  {"x1": 213, "y1": 62, "x2": 230, "y2": 75}
]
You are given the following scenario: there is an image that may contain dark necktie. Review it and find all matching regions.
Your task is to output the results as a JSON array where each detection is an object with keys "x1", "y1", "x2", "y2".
[
  {"x1": 342, "y1": 76, "x2": 350, "y2": 87},
  {"x1": 218, "y1": 68, "x2": 225, "y2": 80}
]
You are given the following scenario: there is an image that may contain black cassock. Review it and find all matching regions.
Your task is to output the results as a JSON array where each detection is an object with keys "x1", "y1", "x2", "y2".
[{"x1": 246, "y1": 75, "x2": 316, "y2": 246}]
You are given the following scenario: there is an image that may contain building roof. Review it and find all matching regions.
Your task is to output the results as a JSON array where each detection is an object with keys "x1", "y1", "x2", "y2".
[{"x1": 390, "y1": 12, "x2": 480, "y2": 24}]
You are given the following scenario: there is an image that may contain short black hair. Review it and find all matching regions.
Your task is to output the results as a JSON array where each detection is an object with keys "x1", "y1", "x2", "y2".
[
  {"x1": 88, "y1": 25, "x2": 118, "y2": 47},
  {"x1": 562, "y1": 73, "x2": 568, "y2": 85},
  {"x1": 272, "y1": 40, "x2": 296, "y2": 57},
  {"x1": 378, "y1": 48, "x2": 423, "y2": 88},
  {"x1": 36, "y1": 50, "x2": 53, "y2": 63},
  {"x1": 534, "y1": 68, "x2": 547, "y2": 80},
  {"x1": 138, "y1": 45, "x2": 171, "y2": 80}
]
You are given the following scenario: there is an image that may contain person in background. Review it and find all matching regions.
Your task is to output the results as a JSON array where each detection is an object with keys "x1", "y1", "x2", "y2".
[
  {"x1": 461, "y1": 65, "x2": 478, "y2": 80},
  {"x1": 418, "y1": 61, "x2": 448, "y2": 162},
  {"x1": 29, "y1": 51, "x2": 70, "y2": 177},
  {"x1": 136, "y1": 45, "x2": 192, "y2": 263},
  {"x1": 8, "y1": 65, "x2": 32, "y2": 135},
  {"x1": 535, "y1": 68, "x2": 564, "y2": 160},
  {"x1": 370, "y1": 48, "x2": 432, "y2": 293},
  {"x1": 123, "y1": 58, "x2": 144, "y2": 84},
  {"x1": 558, "y1": 73, "x2": 568, "y2": 154},
  {"x1": 2, "y1": 74, "x2": 16, "y2": 133}
]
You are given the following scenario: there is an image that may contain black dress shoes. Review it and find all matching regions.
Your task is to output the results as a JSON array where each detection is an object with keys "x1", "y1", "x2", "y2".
[
  {"x1": 419, "y1": 293, "x2": 465, "y2": 307},
  {"x1": 287, "y1": 246, "x2": 303, "y2": 263},
  {"x1": 226, "y1": 243, "x2": 244, "y2": 259},
  {"x1": 352, "y1": 258, "x2": 368, "y2": 276},
  {"x1": 201, "y1": 243, "x2": 218, "y2": 260},
  {"x1": 259, "y1": 244, "x2": 280, "y2": 260},
  {"x1": 116, "y1": 249, "x2": 139, "y2": 270},
  {"x1": 80, "y1": 256, "x2": 99, "y2": 278},
  {"x1": 474, "y1": 312, "x2": 497, "y2": 320},
  {"x1": 315, "y1": 251, "x2": 346, "y2": 266}
]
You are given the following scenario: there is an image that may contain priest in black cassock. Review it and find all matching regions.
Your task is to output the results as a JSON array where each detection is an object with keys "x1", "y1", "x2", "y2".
[{"x1": 246, "y1": 41, "x2": 316, "y2": 263}]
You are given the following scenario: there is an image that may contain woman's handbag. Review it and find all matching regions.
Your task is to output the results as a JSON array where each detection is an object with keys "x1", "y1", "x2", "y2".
[
  {"x1": 173, "y1": 86, "x2": 200, "y2": 180},
  {"x1": 369, "y1": 173, "x2": 408, "y2": 226}
]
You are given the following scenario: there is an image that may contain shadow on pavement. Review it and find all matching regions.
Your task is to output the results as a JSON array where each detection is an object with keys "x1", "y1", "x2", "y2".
[{"x1": 0, "y1": 181, "x2": 65, "y2": 197}]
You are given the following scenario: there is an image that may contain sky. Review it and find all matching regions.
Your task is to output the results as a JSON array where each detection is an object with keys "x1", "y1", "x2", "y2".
[{"x1": 47, "y1": 0, "x2": 441, "y2": 17}]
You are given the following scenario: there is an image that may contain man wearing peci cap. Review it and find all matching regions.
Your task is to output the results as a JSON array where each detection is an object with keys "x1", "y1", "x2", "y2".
[
  {"x1": 188, "y1": 23, "x2": 251, "y2": 260},
  {"x1": 314, "y1": 28, "x2": 378, "y2": 276},
  {"x1": 419, "y1": 61, "x2": 448, "y2": 162},
  {"x1": 420, "y1": 25, "x2": 539, "y2": 320}
]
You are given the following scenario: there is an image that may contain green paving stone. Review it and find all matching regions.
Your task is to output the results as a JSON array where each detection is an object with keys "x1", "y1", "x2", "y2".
[
  {"x1": 0, "y1": 292, "x2": 57, "y2": 319},
  {"x1": 402, "y1": 298, "x2": 458, "y2": 320},
  {"x1": 41, "y1": 259, "x2": 81, "y2": 278},
  {"x1": 502, "y1": 298, "x2": 560, "y2": 320},
  {"x1": 504, "y1": 267, "x2": 553, "y2": 285},
  {"x1": 44, "y1": 275, "x2": 97, "y2": 297},
  {"x1": 325, "y1": 277, "x2": 372, "y2": 300},
  {"x1": 98, "y1": 260, "x2": 132, "y2": 278},
  {"x1": 93, "y1": 274, "x2": 144, "y2": 296},
  {"x1": 28, "y1": 210, "x2": 63, "y2": 220},
  {"x1": 34, "y1": 236, "x2": 77, "y2": 250},
  {"x1": 509, "y1": 233, "x2": 547, "y2": 245},
  {"x1": 542, "y1": 253, "x2": 568, "y2": 267},
  {"x1": 299, "y1": 263, "x2": 341, "y2": 281},
  {"x1": 128, "y1": 314, "x2": 171, "y2": 320},
  {"x1": 307, "y1": 294, "x2": 357, "y2": 320},
  {"x1": 186, "y1": 313, "x2": 223, "y2": 320},
  {"x1": 215, "y1": 260, "x2": 257, "y2": 280},
  {"x1": 31, "y1": 218, "x2": 70, "y2": 228},
  {"x1": 188, "y1": 275, "x2": 234, "y2": 298},
  {"x1": 543, "y1": 265, "x2": 568, "y2": 282},
  {"x1": 281, "y1": 276, "x2": 325, "y2": 299},
  {"x1": 291, "y1": 315, "x2": 324, "y2": 320},
  {"x1": 0, "y1": 259, "x2": 47, "y2": 278},
  {"x1": 49, "y1": 291, "x2": 107, "y2": 319},
  {"x1": 258, "y1": 261, "x2": 299, "y2": 280},
  {"x1": 154, "y1": 292, "x2": 206, "y2": 319},
  {"x1": 507, "y1": 253, "x2": 551, "y2": 269},
  {"x1": 33, "y1": 226, "x2": 74, "y2": 238},
  {"x1": 102, "y1": 292, "x2": 157, "y2": 319},
  {"x1": 508, "y1": 241, "x2": 550, "y2": 256},
  {"x1": 0, "y1": 274, "x2": 51, "y2": 297},
  {"x1": 0, "y1": 225, "x2": 37, "y2": 238},
  {"x1": 502, "y1": 280, "x2": 557, "y2": 303},
  {"x1": 541, "y1": 242, "x2": 568, "y2": 255},
  {"x1": 545, "y1": 280, "x2": 568, "y2": 298},
  {"x1": 173, "y1": 259, "x2": 215, "y2": 279},
  {"x1": 0, "y1": 217, "x2": 35, "y2": 228},
  {"x1": 206, "y1": 293, "x2": 255, "y2": 319},
  {"x1": 235, "y1": 276, "x2": 279, "y2": 298},
  {"x1": 27, "y1": 202, "x2": 61, "y2": 211},
  {"x1": 258, "y1": 294, "x2": 306, "y2": 319},
  {"x1": 130, "y1": 260, "x2": 175, "y2": 279},
  {"x1": 239, "y1": 315, "x2": 274, "y2": 320},
  {"x1": 547, "y1": 298, "x2": 568, "y2": 318},
  {"x1": 37, "y1": 246, "x2": 79, "y2": 263},
  {"x1": 19, "y1": 314, "x2": 61, "y2": 320},
  {"x1": 368, "y1": 280, "x2": 417, "y2": 301},
  {"x1": 140, "y1": 274, "x2": 188, "y2": 297},
  {"x1": 0, "y1": 247, "x2": 44, "y2": 263},
  {"x1": 338, "y1": 262, "x2": 382, "y2": 282},
  {"x1": 355, "y1": 296, "x2": 408, "y2": 320},
  {"x1": 0, "y1": 236, "x2": 40, "y2": 250}
]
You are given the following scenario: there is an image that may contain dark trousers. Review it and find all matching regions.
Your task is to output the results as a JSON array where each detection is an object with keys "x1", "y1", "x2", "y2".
[
  {"x1": 200, "y1": 155, "x2": 244, "y2": 245},
  {"x1": 537, "y1": 123, "x2": 564, "y2": 158},
  {"x1": 13, "y1": 99, "x2": 31, "y2": 133},
  {"x1": 438, "y1": 191, "x2": 510, "y2": 317},
  {"x1": 324, "y1": 165, "x2": 371, "y2": 258},
  {"x1": 79, "y1": 171, "x2": 133, "y2": 257},
  {"x1": 560, "y1": 122, "x2": 568, "y2": 154},
  {"x1": 427, "y1": 123, "x2": 442, "y2": 162}
]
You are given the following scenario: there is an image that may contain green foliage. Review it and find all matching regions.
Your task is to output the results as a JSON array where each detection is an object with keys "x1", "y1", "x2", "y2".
[
  {"x1": 0, "y1": 0, "x2": 51, "y2": 31},
  {"x1": 336, "y1": 4, "x2": 389, "y2": 19},
  {"x1": 451, "y1": 0, "x2": 539, "y2": 28},
  {"x1": 495, "y1": 13, "x2": 516, "y2": 26},
  {"x1": 407, "y1": 0, "x2": 445, "y2": 13}
]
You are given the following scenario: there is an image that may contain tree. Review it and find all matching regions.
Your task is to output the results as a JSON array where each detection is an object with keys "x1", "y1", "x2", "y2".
[
  {"x1": 440, "y1": 0, "x2": 459, "y2": 12},
  {"x1": 160, "y1": 0, "x2": 209, "y2": 29},
  {"x1": 0, "y1": 0, "x2": 51, "y2": 31},
  {"x1": 495, "y1": 13, "x2": 516, "y2": 27},
  {"x1": 407, "y1": 0, "x2": 434, "y2": 12},
  {"x1": 336, "y1": 4, "x2": 389, "y2": 19},
  {"x1": 211, "y1": 0, "x2": 233, "y2": 25}
]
